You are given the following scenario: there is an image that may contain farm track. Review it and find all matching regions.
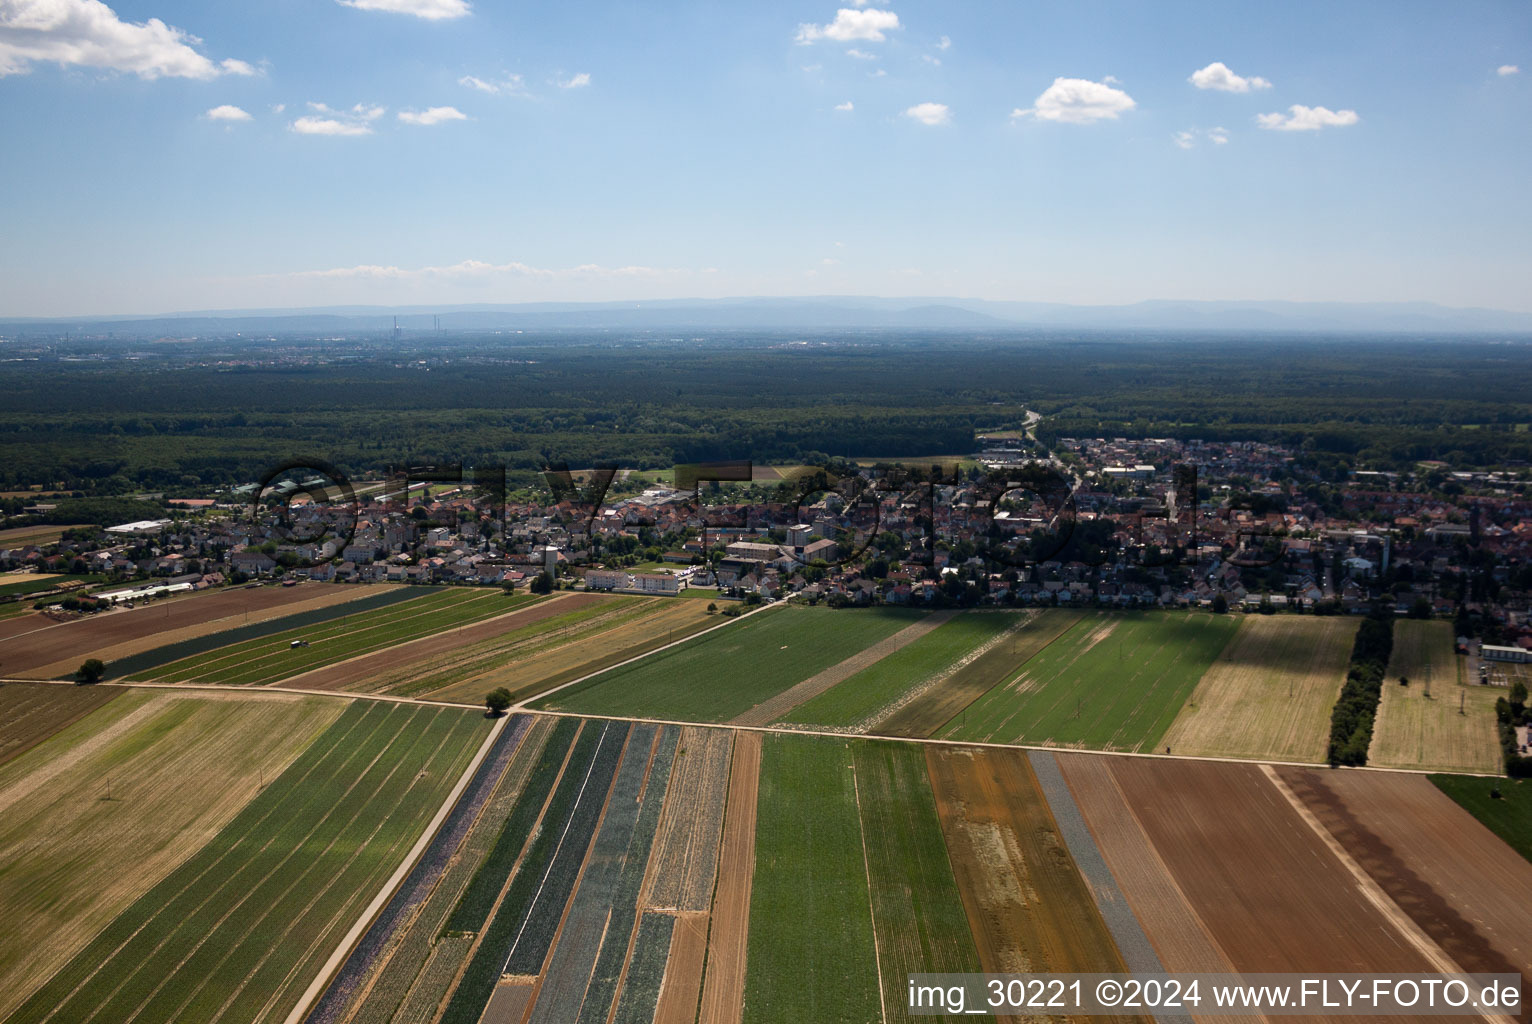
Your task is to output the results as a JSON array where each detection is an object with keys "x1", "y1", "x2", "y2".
[
  {"x1": 2, "y1": 583, "x2": 381, "y2": 678},
  {"x1": 279, "y1": 593, "x2": 602, "y2": 691}
]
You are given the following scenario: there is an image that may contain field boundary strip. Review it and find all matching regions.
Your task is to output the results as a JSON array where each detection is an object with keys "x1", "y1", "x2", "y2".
[{"x1": 280, "y1": 709, "x2": 509, "y2": 1024}]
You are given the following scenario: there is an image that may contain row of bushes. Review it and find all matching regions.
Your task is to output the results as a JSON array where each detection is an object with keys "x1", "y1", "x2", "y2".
[
  {"x1": 1327, "y1": 613, "x2": 1396, "y2": 766},
  {"x1": 1496, "y1": 683, "x2": 1531, "y2": 778}
]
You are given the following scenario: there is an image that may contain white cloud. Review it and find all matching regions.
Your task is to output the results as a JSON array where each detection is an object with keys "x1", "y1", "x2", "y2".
[
  {"x1": 398, "y1": 105, "x2": 466, "y2": 125},
  {"x1": 558, "y1": 71, "x2": 589, "y2": 88},
  {"x1": 869, "y1": 67, "x2": 885, "y2": 77},
  {"x1": 821, "y1": 257, "x2": 840, "y2": 265},
  {"x1": 334, "y1": 0, "x2": 469, "y2": 20},
  {"x1": 834, "y1": 100, "x2": 853, "y2": 111},
  {"x1": 205, "y1": 104, "x2": 251, "y2": 121},
  {"x1": 1174, "y1": 126, "x2": 1230, "y2": 149},
  {"x1": 1189, "y1": 61, "x2": 1271, "y2": 92},
  {"x1": 271, "y1": 102, "x2": 285, "y2": 113},
  {"x1": 459, "y1": 72, "x2": 526, "y2": 96},
  {"x1": 0, "y1": 0, "x2": 255, "y2": 79},
  {"x1": 1173, "y1": 130, "x2": 1196, "y2": 150},
  {"x1": 845, "y1": 47, "x2": 876, "y2": 60},
  {"x1": 795, "y1": 8, "x2": 899, "y2": 44},
  {"x1": 904, "y1": 101, "x2": 949, "y2": 125},
  {"x1": 1208, "y1": 126, "x2": 1229, "y2": 144},
  {"x1": 1013, "y1": 77, "x2": 1135, "y2": 124},
  {"x1": 291, "y1": 102, "x2": 385, "y2": 136},
  {"x1": 1498, "y1": 64, "x2": 1520, "y2": 76},
  {"x1": 921, "y1": 53, "x2": 940, "y2": 65},
  {"x1": 937, "y1": 34, "x2": 950, "y2": 50},
  {"x1": 1256, "y1": 104, "x2": 1358, "y2": 131}
]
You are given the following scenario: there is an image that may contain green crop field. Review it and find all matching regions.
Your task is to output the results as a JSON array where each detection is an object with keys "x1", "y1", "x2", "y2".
[
  {"x1": 1430, "y1": 775, "x2": 1532, "y2": 864},
  {"x1": 778, "y1": 612, "x2": 1023, "y2": 730},
  {"x1": 743, "y1": 734, "x2": 882, "y2": 1024},
  {"x1": 133, "y1": 589, "x2": 531, "y2": 685},
  {"x1": 852, "y1": 740, "x2": 980, "y2": 1022},
  {"x1": 6, "y1": 700, "x2": 490, "y2": 1024},
  {"x1": 533, "y1": 605, "x2": 924, "y2": 722},
  {"x1": 939, "y1": 611, "x2": 1240, "y2": 751}
]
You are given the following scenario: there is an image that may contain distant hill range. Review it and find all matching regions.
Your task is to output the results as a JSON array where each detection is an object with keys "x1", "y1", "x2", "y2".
[{"x1": 6, "y1": 297, "x2": 1532, "y2": 337}]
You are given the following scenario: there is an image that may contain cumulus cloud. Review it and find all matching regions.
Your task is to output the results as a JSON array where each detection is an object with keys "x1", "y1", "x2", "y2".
[
  {"x1": 845, "y1": 47, "x2": 876, "y2": 60},
  {"x1": 904, "y1": 101, "x2": 949, "y2": 125},
  {"x1": 291, "y1": 102, "x2": 385, "y2": 136},
  {"x1": 795, "y1": 8, "x2": 899, "y2": 44},
  {"x1": 1208, "y1": 126, "x2": 1229, "y2": 144},
  {"x1": 0, "y1": 0, "x2": 256, "y2": 79},
  {"x1": 335, "y1": 0, "x2": 469, "y2": 20},
  {"x1": 937, "y1": 34, "x2": 950, "y2": 50},
  {"x1": 204, "y1": 103, "x2": 251, "y2": 121},
  {"x1": 1256, "y1": 104, "x2": 1358, "y2": 131},
  {"x1": 459, "y1": 72, "x2": 526, "y2": 96},
  {"x1": 558, "y1": 71, "x2": 589, "y2": 88},
  {"x1": 1498, "y1": 64, "x2": 1519, "y2": 76},
  {"x1": 1173, "y1": 130, "x2": 1196, "y2": 150},
  {"x1": 1188, "y1": 61, "x2": 1271, "y2": 92},
  {"x1": 834, "y1": 100, "x2": 853, "y2": 111},
  {"x1": 1174, "y1": 126, "x2": 1229, "y2": 149},
  {"x1": 397, "y1": 105, "x2": 466, "y2": 125},
  {"x1": 1012, "y1": 77, "x2": 1135, "y2": 124}
]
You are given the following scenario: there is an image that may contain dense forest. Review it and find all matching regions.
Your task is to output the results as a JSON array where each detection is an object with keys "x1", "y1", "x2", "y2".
[{"x1": 1, "y1": 330, "x2": 1528, "y2": 493}]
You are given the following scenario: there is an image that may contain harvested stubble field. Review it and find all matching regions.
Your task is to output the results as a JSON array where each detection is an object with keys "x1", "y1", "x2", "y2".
[
  {"x1": 925, "y1": 745, "x2": 1143, "y2": 1024},
  {"x1": 0, "y1": 680, "x2": 122, "y2": 766},
  {"x1": 138, "y1": 588, "x2": 522, "y2": 686},
  {"x1": 427, "y1": 597, "x2": 718, "y2": 705},
  {"x1": 852, "y1": 740, "x2": 980, "y2": 1023},
  {"x1": 0, "y1": 689, "x2": 345, "y2": 1023},
  {"x1": 536, "y1": 605, "x2": 925, "y2": 723},
  {"x1": 1159, "y1": 614, "x2": 1355, "y2": 763},
  {"x1": 1, "y1": 582, "x2": 381, "y2": 678},
  {"x1": 1277, "y1": 766, "x2": 1532, "y2": 1004},
  {"x1": 742, "y1": 735, "x2": 882, "y2": 1024},
  {"x1": 6, "y1": 699, "x2": 489, "y2": 1024},
  {"x1": 874, "y1": 608, "x2": 1085, "y2": 738},
  {"x1": 276, "y1": 593, "x2": 601, "y2": 692},
  {"x1": 1370, "y1": 620, "x2": 1501, "y2": 774},
  {"x1": 940, "y1": 612, "x2": 1238, "y2": 752}
]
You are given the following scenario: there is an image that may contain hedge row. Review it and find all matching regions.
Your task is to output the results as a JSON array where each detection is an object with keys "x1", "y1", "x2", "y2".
[{"x1": 1327, "y1": 613, "x2": 1395, "y2": 766}]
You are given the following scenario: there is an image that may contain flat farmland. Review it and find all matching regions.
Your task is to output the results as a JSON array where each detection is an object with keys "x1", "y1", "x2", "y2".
[
  {"x1": 876, "y1": 609, "x2": 1085, "y2": 738},
  {"x1": 1431, "y1": 775, "x2": 1532, "y2": 864},
  {"x1": 853, "y1": 741, "x2": 980, "y2": 1023},
  {"x1": 775, "y1": 611, "x2": 1013, "y2": 730},
  {"x1": 696, "y1": 730, "x2": 761, "y2": 1024},
  {"x1": 1277, "y1": 766, "x2": 1532, "y2": 1002},
  {"x1": 1159, "y1": 615, "x2": 1355, "y2": 763},
  {"x1": 6, "y1": 699, "x2": 490, "y2": 1024},
  {"x1": 939, "y1": 612, "x2": 1238, "y2": 752},
  {"x1": 742, "y1": 734, "x2": 882, "y2": 1024},
  {"x1": 1, "y1": 582, "x2": 385, "y2": 679},
  {"x1": 536, "y1": 606, "x2": 925, "y2": 723},
  {"x1": 0, "y1": 680, "x2": 122, "y2": 766},
  {"x1": 1370, "y1": 620, "x2": 1500, "y2": 774},
  {"x1": 275, "y1": 592, "x2": 603, "y2": 692},
  {"x1": 0, "y1": 689, "x2": 344, "y2": 1022},
  {"x1": 136, "y1": 589, "x2": 523, "y2": 686},
  {"x1": 0, "y1": 523, "x2": 82, "y2": 548},
  {"x1": 427, "y1": 597, "x2": 718, "y2": 705},
  {"x1": 925, "y1": 745, "x2": 1141, "y2": 1024}
]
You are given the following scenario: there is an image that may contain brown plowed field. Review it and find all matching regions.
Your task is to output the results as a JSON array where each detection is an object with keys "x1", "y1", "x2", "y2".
[
  {"x1": 645, "y1": 727, "x2": 734, "y2": 912},
  {"x1": 926, "y1": 745, "x2": 1145, "y2": 1024},
  {"x1": 0, "y1": 681, "x2": 123, "y2": 766},
  {"x1": 1108, "y1": 758, "x2": 1438, "y2": 994},
  {"x1": 653, "y1": 911, "x2": 710, "y2": 1024},
  {"x1": 697, "y1": 730, "x2": 761, "y2": 1024},
  {"x1": 0, "y1": 583, "x2": 379, "y2": 678},
  {"x1": 728, "y1": 612, "x2": 955, "y2": 726},
  {"x1": 1277, "y1": 767, "x2": 1532, "y2": 1015},
  {"x1": 275, "y1": 593, "x2": 602, "y2": 691}
]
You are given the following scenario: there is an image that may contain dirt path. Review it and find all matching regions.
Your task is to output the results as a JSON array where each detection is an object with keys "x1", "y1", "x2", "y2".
[
  {"x1": 728, "y1": 613, "x2": 955, "y2": 727},
  {"x1": 696, "y1": 731, "x2": 761, "y2": 1024}
]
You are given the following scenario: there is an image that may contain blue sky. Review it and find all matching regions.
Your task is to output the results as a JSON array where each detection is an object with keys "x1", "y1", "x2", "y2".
[{"x1": 0, "y1": 0, "x2": 1527, "y2": 315}]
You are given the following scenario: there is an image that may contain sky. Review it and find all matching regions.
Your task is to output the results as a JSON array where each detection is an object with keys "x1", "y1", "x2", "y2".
[{"x1": 0, "y1": 0, "x2": 1528, "y2": 316}]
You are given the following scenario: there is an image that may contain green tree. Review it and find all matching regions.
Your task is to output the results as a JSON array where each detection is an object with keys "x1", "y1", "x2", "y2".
[
  {"x1": 77, "y1": 658, "x2": 105, "y2": 684},
  {"x1": 1211, "y1": 593, "x2": 1229, "y2": 614},
  {"x1": 485, "y1": 686, "x2": 513, "y2": 716},
  {"x1": 530, "y1": 572, "x2": 554, "y2": 595}
]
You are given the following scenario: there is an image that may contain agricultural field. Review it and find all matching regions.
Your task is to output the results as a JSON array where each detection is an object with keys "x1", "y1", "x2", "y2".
[
  {"x1": 1159, "y1": 614, "x2": 1354, "y2": 763},
  {"x1": 425, "y1": 596, "x2": 719, "y2": 705},
  {"x1": 0, "y1": 689, "x2": 345, "y2": 1022},
  {"x1": 0, "y1": 523, "x2": 82, "y2": 548},
  {"x1": 534, "y1": 605, "x2": 926, "y2": 723},
  {"x1": 1, "y1": 582, "x2": 389, "y2": 679},
  {"x1": 0, "y1": 573, "x2": 97, "y2": 599},
  {"x1": 133, "y1": 588, "x2": 528, "y2": 686},
  {"x1": 1369, "y1": 620, "x2": 1501, "y2": 774},
  {"x1": 939, "y1": 611, "x2": 1238, "y2": 752},
  {"x1": 5, "y1": 699, "x2": 489, "y2": 1024},
  {"x1": 1431, "y1": 775, "x2": 1532, "y2": 864},
  {"x1": 0, "y1": 680, "x2": 123, "y2": 766},
  {"x1": 875, "y1": 608, "x2": 1085, "y2": 738}
]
